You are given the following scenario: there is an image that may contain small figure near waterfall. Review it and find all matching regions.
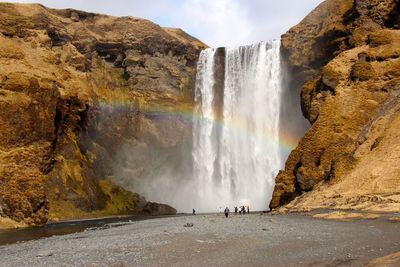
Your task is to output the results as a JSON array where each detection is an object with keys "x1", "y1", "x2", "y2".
[
  {"x1": 242, "y1": 206, "x2": 246, "y2": 215},
  {"x1": 192, "y1": 209, "x2": 196, "y2": 215},
  {"x1": 247, "y1": 206, "x2": 250, "y2": 214},
  {"x1": 224, "y1": 207, "x2": 230, "y2": 218},
  {"x1": 234, "y1": 206, "x2": 238, "y2": 215}
]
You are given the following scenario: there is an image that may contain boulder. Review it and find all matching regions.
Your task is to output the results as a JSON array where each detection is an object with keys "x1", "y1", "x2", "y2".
[{"x1": 142, "y1": 202, "x2": 177, "y2": 216}]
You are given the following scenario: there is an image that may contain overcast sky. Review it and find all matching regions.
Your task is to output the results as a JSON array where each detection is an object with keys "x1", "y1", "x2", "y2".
[{"x1": 3, "y1": 0, "x2": 324, "y2": 47}]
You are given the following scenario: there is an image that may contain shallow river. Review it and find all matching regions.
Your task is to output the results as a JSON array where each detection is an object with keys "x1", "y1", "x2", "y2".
[{"x1": 0, "y1": 214, "x2": 181, "y2": 246}]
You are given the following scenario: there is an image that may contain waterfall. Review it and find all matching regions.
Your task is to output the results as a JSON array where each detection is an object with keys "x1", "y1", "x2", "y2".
[{"x1": 192, "y1": 40, "x2": 283, "y2": 212}]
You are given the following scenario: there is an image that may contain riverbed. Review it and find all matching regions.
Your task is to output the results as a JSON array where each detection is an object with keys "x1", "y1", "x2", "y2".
[
  {"x1": 0, "y1": 214, "x2": 183, "y2": 247},
  {"x1": 0, "y1": 213, "x2": 399, "y2": 266}
]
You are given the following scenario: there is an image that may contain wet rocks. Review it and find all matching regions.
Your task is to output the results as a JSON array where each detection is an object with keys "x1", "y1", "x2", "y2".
[
  {"x1": 36, "y1": 250, "x2": 54, "y2": 257},
  {"x1": 184, "y1": 222, "x2": 194, "y2": 227}
]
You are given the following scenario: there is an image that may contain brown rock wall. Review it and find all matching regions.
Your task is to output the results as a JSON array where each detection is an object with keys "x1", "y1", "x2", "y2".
[
  {"x1": 271, "y1": 0, "x2": 400, "y2": 212},
  {"x1": 0, "y1": 3, "x2": 205, "y2": 227}
]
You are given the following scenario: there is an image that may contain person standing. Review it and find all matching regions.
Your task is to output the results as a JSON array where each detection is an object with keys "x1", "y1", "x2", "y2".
[
  {"x1": 247, "y1": 206, "x2": 250, "y2": 214},
  {"x1": 234, "y1": 206, "x2": 238, "y2": 215},
  {"x1": 224, "y1": 207, "x2": 230, "y2": 218},
  {"x1": 193, "y1": 209, "x2": 196, "y2": 215}
]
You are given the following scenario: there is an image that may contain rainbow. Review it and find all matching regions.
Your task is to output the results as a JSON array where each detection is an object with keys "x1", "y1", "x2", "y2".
[{"x1": 96, "y1": 98, "x2": 300, "y2": 154}]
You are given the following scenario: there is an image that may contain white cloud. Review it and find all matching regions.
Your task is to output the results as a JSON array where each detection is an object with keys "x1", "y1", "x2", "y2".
[
  {"x1": 168, "y1": 0, "x2": 324, "y2": 47},
  {"x1": 1, "y1": 0, "x2": 324, "y2": 47},
  {"x1": 171, "y1": 0, "x2": 253, "y2": 47}
]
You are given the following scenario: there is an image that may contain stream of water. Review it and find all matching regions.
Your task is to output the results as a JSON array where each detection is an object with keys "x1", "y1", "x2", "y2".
[{"x1": 192, "y1": 41, "x2": 283, "y2": 212}]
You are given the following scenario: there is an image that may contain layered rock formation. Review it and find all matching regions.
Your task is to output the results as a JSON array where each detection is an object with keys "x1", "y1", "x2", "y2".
[
  {"x1": 0, "y1": 3, "x2": 204, "y2": 227},
  {"x1": 271, "y1": 0, "x2": 400, "y2": 212}
]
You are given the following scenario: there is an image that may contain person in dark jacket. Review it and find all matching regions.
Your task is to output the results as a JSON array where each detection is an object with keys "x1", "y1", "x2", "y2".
[{"x1": 224, "y1": 207, "x2": 230, "y2": 218}]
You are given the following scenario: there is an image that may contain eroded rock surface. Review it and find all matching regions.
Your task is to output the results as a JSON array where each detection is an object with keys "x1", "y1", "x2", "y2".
[
  {"x1": 271, "y1": 0, "x2": 400, "y2": 212},
  {"x1": 0, "y1": 3, "x2": 206, "y2": 227}
]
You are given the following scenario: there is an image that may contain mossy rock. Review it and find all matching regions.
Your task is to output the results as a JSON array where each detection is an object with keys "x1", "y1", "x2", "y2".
[
  {"x1": 322, "y1": 64, "x2": 340, "y2": 89},
  {"x1": 350, "y1": 61, "x2": 376, "y2": 81},
  {"x1": 368, "y1": 31, "x2": 393, "y2": 47},
  {"x1": 98, "y1": 179, "x2": 145, "y2": 215}
]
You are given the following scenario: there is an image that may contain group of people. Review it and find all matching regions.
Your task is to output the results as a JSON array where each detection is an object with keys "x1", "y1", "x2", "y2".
[
  {"x1": 223, "y1": 205, "x2": 250, "y2": 218},
  {"x1": 234, "y1": 206, "x2": 250, "y2": 215},
  {"x1": 192, "y1": 205, "x2": 250, "y2": 218}
]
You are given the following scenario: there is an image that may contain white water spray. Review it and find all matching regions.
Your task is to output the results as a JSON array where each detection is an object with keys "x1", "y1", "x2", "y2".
[{"x1": 192, "y1": 41, "x2": 283, "y2": 212}]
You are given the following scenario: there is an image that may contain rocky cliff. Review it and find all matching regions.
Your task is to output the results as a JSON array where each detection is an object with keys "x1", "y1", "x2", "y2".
[
  {"x1": 0, "y1": 3, "x2": 205, "y2": 228},
  {"x1": 271, "y1": 0, "x2": 400, "y2": 212}
]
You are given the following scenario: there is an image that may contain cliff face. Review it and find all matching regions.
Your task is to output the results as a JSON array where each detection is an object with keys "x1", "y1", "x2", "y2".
[
  {"x1": 271, "y1": 0, "x2": 400, "y2": 212},
  {"x1": 0, "y1": 3, "x2": 205, "y2": 227}
]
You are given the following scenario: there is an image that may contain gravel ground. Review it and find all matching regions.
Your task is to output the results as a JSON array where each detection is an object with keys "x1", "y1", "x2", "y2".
[{"x1": 0, "y1": 213, "x2": 399, "y2": 267}]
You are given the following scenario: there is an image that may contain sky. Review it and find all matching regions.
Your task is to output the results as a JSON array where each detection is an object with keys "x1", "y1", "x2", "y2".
[{"x1": 2, "y1": 0, "x2": 324, "y2": 47}]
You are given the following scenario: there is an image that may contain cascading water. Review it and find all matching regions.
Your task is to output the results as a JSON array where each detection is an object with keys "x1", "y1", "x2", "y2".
[{"x1": 192, "y1": 40, "x2": 283, "y2": 212}]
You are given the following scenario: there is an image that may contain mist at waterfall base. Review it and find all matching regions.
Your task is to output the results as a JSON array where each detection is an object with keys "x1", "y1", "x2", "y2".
[{"x1": 112, "y1": 40, "x2": 308, "y2": 213}]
